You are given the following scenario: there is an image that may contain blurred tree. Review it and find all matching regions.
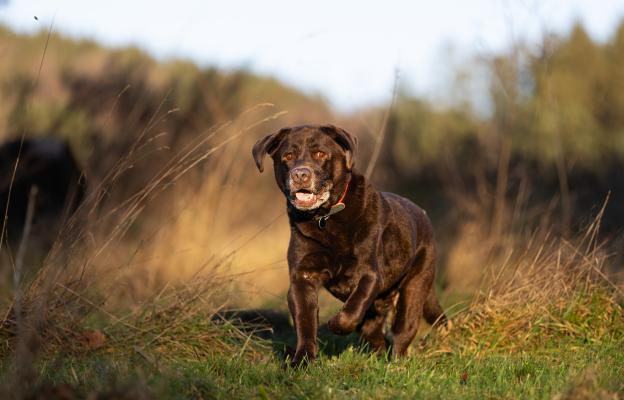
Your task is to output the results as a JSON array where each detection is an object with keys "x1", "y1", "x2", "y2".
[{"x1": 367, "y1": 20, "x2": 624, "y2": 245}]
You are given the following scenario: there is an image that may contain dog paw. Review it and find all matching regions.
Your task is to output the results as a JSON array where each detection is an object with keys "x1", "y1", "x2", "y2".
[
  {"x1": 328, "y1": 312, "x2": 358, "y2": 335},
  {"x1": 290, "y1": 348, "x2": 316, "y2": 367}
]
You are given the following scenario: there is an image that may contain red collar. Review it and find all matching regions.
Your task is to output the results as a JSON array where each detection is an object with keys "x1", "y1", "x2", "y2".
[{"x1": 335, "y1": 180, "x2": 349, "y2": 206}]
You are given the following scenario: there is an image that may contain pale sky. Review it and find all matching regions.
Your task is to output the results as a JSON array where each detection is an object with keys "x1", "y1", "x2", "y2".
[{"x1": 1, "y1": 1, "x2": 623, "y2": 111}]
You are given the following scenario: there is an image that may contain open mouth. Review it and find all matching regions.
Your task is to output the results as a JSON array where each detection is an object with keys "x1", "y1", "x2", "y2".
[
  {"x1": 290, "y1": 188, "x2": 330, "y2": 210},
  {"x1": 293, "y1": 189, "x2": 318, "y2": 208}
]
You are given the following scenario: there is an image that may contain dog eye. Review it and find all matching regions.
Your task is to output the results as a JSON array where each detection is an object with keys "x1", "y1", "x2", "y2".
[
  {"x1": 313, "y1": 151, "x2": 326, "y2": 159},
  {"x1": 283, "y1": 152, "x2": 294, "y2": 161}
]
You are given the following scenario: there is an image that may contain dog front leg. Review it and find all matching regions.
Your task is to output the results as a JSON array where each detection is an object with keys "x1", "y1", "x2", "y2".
[
  {"x1": 328, "y1": 274, "x2": 379, "y2": 335},
  {"x1": 287, "y1": 273, "x2": 320, "y2": 366}
]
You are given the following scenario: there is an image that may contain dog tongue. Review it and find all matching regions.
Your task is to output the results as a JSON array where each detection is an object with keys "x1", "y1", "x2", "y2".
[{"x1": 295, "y1": 192, "x2": 314, "y2": 202}]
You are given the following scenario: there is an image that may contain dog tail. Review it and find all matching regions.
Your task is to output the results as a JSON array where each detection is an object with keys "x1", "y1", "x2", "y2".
[{"x1": 423, "y1": 286, "x2": 447, "y2": 327}]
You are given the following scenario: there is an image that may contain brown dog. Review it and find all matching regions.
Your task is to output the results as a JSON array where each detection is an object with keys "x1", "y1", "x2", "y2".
[{"x1": 253, "y1": 124, "x2": 445, "y2": 365}]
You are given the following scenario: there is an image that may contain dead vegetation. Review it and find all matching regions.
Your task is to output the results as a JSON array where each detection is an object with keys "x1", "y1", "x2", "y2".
[
  {"x1": 426, "y1": 199, "x2": 623, "y2": 356},
  {"x1": 0, "y1": 107, "x2": 288, "y2": 398}
]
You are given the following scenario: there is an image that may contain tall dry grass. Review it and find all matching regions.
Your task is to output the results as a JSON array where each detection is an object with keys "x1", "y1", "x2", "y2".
[
  {"x1": 426, "y1": 199, "x2": 623, "y2": 356},
  {"x1": 134, "y1": 135, "x2": 291, "y2": 306},
  {"x1": 0, "y1": 104, "x2": 288, "y2": 396}
]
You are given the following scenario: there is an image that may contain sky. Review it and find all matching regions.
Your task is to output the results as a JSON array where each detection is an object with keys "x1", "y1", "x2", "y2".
[{"x1": 1, "y1": 1, "x2": 623, "y2": 111}]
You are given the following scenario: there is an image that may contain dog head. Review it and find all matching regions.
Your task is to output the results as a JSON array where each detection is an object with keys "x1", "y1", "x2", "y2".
[{"x1": 252, "y1": 124, "x2": 357, "y2": 211}]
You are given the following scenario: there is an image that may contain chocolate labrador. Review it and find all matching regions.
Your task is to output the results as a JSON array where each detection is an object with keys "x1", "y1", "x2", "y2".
[{"x1": 252, "y1": 124, "x2": 445, "y2": 365}]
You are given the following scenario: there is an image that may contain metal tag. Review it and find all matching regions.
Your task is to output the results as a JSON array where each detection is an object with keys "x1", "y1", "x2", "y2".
[{"x1": 318, "y1": 216, "x2": 328, "y2": 230}]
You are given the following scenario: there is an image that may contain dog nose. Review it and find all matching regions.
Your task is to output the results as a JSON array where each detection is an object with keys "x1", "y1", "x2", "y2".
[{"x1": 290, "y1": 167, "x2": 312, "y2": 184}]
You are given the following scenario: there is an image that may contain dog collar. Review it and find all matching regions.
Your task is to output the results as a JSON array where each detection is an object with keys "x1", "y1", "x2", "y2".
[{"x1": 315, "y1": 180, "x2": 349, "y2": 229}]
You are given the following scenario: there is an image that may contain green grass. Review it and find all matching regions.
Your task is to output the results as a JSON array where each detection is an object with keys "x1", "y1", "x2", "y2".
[
  {"x1": 4, "y1": 335, "x2": 622, "y2": 399},
  {"x1": 1, "y1": 278, "x2": 622, "y2": 399},
  {"x1": 2, "y1": 222, "x2": 622, "y2": 399}
]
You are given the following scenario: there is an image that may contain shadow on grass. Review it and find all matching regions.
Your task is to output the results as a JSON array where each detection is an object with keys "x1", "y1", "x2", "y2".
[{"x1": 214, "y1": 309, "x2": 365, "y2": 360}]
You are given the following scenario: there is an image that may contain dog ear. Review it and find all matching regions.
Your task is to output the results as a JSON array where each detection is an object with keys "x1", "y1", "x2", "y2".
[
  {"x1": 252, "y1": 127, "x2": 291, "y2": 173},
  {"x1": 319, "y1": 125, "x2": 358, "y2": 170}
]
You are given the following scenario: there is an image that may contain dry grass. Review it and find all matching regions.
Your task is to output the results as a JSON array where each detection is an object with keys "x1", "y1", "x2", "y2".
[
  {"x1": 0, "y1": 110, "x2": 620, "y2": 400},
  {"x1": 134, "y1": 137, "x2": 291, "y2": 306},
  {"x1": 0, "y1": 106, "x2": 289, "y2": 397},
  {"x1": 427, "y1": 201, "x2": 623, "y2": 356},
  {"x1": 554, "y1": 367, "x2": 621, "y2": 400}
]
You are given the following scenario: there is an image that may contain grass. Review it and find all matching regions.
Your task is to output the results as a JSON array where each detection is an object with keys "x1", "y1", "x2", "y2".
[
  {"x1": 0, "y1": 133, "x2": 622, "y2": 398},
  {"x1": 1, "y1": 116, "x2": 621, "y2": 398},
  {"x1": 1, "y1": 241, "x2": 621, "y2": 399},
  {"x1": 2, "y1": 330, "x2": 622, "y2": 399}
]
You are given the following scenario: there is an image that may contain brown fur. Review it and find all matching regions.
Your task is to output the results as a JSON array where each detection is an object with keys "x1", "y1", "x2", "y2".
[{"x1": 252, "y1": 124, "x2": 445, "y2": 365}]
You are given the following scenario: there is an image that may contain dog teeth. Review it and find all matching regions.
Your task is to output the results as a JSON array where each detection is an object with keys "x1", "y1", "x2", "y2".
[{"x1": 296, "y1": 192, "x2": 314, "y2": 201}]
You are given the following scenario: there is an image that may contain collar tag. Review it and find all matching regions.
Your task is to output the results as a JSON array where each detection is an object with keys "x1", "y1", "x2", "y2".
[
  {"x1": 315, "y1": 202, "x2": 346, "y2": 230},
  {"x1": 314, "y1": 180, "x2": 349, "y2": 230},
  {"x1": 328, "y1": 202, "x2": 345, "y2": 216}
]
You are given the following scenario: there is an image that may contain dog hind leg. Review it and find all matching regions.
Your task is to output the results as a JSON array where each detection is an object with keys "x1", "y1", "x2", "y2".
[
  {"x1": 423, "y1": 285, "x2": 446, "y2": 327},
  {"x1": 389, "y1": 250, "x2": 435, "y2": 357}
]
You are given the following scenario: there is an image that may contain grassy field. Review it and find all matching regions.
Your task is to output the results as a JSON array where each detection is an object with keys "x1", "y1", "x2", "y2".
[
  {"x1": 1, "y1": 24, "x2": 624, "y2": 399},
  {"x1": 1, "y1": 216, "x2": 622, "y2": 399},
  {"x1": 2, "y1": 294, "x2": 622, "y2": 399},
  {"x1": 0, "y1": 105, "x2": 622, "y2": 400},
  {"x1": 9, "y1": 337, "x2": 622, "y2": 399}
]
